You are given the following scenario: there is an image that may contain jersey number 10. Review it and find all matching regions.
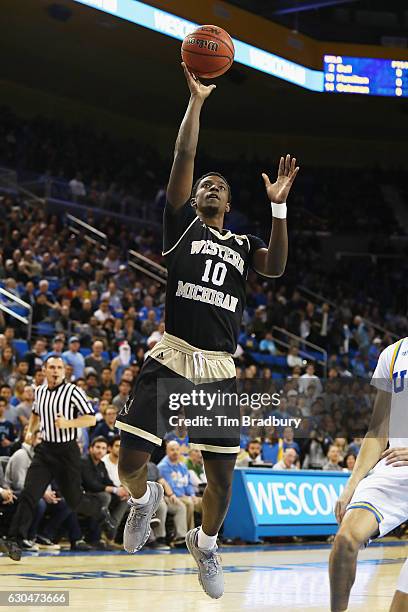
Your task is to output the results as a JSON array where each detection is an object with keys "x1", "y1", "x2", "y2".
[{"x1": 201, "y1": 259, "x2": 227, "y2": 287}]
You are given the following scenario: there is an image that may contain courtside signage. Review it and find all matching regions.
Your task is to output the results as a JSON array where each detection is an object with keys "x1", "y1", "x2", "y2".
[
  {"x1": 224, "y1": 468, "x2": 349, "y2": 541},
  {"x1": 73, "y1": 0, "x2": 324, "y2": 91}
]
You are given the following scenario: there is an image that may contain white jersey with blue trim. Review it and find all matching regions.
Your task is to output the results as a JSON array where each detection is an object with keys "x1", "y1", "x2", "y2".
[{"x1": 371, "y1": 337, "x2": 408, "y2": 453}]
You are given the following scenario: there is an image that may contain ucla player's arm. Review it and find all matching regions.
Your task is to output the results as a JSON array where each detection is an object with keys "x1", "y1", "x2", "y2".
[
  {"x1": 166, "y1": 63, "x2": 216, "y2": 210},
  {"x1": 335, "y1": 344, "x2": 394, "y2": 523},
  {"x1": 252, "y1": 155, "x2": 299, "y2": 278}
]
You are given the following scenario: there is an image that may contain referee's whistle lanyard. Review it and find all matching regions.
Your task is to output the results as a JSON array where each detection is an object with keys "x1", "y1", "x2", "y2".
[{"x1": 192, "y1": 351, "x2": 205, "y2": 378}]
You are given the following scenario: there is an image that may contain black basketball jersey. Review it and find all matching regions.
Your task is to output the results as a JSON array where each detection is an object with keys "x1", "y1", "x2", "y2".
[{"x1": 162, "y1": 201, "x2": 266, "y2": 353}]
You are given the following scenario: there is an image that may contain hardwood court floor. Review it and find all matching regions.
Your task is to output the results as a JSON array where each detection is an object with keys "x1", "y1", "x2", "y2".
[{"x1": 1, "y1": 540, "x2": 407, "y2": 611}]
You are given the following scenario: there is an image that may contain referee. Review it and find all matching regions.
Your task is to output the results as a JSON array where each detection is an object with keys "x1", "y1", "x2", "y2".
[{"x1": 8, "y1": 355, "x2": 110, "y2": 557}]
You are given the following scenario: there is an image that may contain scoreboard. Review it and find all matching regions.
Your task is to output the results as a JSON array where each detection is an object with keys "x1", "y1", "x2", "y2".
[{"x1": 324, "y1": 55, "x2": 408, "y2": 97}]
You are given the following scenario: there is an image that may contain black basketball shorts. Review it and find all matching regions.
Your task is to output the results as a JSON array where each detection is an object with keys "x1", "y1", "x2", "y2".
[{"x1": 115, "y1": 332, "x2": 240, "y2": 455}]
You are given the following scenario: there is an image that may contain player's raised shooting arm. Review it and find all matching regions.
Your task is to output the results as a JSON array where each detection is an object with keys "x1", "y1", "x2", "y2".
[
  {"x1": 252, "y1": 155, "x2": 299, "y2": 278},
  {"x1": 166, "y1": 63, "x2": 216, "y2": 210}
]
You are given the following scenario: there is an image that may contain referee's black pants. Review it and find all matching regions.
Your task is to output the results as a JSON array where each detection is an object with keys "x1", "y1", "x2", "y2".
[{"x1": 9, "y1": 441, "x2": 101, "y2": 540}]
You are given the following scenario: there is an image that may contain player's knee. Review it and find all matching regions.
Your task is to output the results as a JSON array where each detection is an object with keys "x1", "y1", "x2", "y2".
[{"x1": 333, "y1": 530, "x2": 361, "y2": 557}]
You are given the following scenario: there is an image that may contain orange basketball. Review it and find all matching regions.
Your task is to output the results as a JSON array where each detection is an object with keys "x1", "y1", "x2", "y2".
[{"x1": 181, "y1": 25, "x2": 235, "y2": 79}]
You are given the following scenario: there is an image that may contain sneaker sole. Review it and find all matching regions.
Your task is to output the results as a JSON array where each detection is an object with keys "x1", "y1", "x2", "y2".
[
  {"x1": 124, "y1": 484, "x2": 164, "y2": 553},
  {"x1": 185, "y1": 529, "x2": 223, "y2": 600}
]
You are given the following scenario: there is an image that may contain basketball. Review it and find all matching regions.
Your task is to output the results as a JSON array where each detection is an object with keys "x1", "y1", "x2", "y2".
[{"x1": 181, "y1": 25, "x2": 235, "y2": 78}]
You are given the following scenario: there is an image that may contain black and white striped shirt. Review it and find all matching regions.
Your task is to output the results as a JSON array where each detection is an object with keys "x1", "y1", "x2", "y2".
[{"x1": 32, "y1": 382, "x2": 95, "y2": 443}]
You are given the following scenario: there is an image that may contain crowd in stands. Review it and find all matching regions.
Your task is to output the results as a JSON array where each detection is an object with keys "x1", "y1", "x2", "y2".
[{"x1": 0, "y1": 110, "x2": 407, "y2": 549}]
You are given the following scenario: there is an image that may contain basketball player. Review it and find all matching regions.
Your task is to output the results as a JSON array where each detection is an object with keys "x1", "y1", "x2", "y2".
[
  {"x1": 329, "y1": 337, "x2": 408, "y2": 612},
  {"x1": 116, "y1": 62, "x2": 299, "y2": 599}
]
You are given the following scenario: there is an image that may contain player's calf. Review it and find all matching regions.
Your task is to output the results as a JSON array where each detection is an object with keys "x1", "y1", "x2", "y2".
[{"x1": 329, "y1": 509, "x2": 378, "y2": 612}]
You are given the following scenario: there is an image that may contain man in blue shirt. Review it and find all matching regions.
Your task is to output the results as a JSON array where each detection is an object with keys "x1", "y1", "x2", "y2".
[
  {"x1": 62, "y1": 336, "x2": 85, "y2": 380},
  {"x1": 158, "y1": 441, "x2": 202, "y2": 532},
  {"x1": 0, "y1": 396, "x2": 16, "y2": 457}
]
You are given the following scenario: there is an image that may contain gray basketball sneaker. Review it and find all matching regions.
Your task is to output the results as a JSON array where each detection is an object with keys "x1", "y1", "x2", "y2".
[
  {"x1": 186, "y1": 527, "x2": 224, "y2": 599},
  {"x1": 123, "y1": 481, "x2": 164, "y2": 553}
]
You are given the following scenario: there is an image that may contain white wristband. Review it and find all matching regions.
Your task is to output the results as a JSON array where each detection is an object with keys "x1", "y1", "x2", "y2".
[{"x1": 271, "y1": 202, "x2": 287, "y2": 219}]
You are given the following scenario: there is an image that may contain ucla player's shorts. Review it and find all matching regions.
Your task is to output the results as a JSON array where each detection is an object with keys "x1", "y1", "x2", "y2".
[
  {"x1": 346, "y1": 461, "x2": 408, "y2": 539},
  {"x1": 115, "y1": 331, "x2": 240, "y2": 456}
]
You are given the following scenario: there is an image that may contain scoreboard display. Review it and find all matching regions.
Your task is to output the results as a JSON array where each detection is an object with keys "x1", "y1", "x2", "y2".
[{"x1": 324, "y1": 54, "x2": 408, "y2": 97}]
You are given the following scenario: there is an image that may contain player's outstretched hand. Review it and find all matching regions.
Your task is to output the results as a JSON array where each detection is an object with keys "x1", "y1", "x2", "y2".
[
  {"x1": 181, "y1": 62, "x2": 216, "y2": 101},
  {"x1": 262, "y1": 154, "x2": 299, "y2": 205},
  {"x1": 382, "y1": 447, "x2": 408, "y2": 467}
]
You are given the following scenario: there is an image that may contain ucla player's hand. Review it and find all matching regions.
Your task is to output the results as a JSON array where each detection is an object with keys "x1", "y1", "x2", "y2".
[
  {"x1": 382, "y1": 447, "x2": 408, "y2": 467},
  {"x1": 262, "y1": 154, "x2": 299, "y2": 204},
  {"x1": 181, "y1": 62, "x2": 216, "y2": 101},
  {"x1": 335, "y1": 487, "x2": 354, "y2": 524}
]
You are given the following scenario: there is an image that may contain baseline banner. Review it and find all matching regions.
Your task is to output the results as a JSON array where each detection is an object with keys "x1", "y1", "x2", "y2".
[{"x1": 224, "y1": 468, "x2": 349, "y2": 541}]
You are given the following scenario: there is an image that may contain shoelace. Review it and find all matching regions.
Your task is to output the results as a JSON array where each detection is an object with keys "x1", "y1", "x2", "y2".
[
  {"x1": 200, "y1": 552, "x2": 221, "y2": 577},
  {"x1": 127, "y1": 505, "x2": 149, "y2": 528}
]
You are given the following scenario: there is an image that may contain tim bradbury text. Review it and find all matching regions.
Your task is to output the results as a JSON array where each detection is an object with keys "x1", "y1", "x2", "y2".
[{"x1": 169, "y1": 415, "x2": 303, "y2": 429}]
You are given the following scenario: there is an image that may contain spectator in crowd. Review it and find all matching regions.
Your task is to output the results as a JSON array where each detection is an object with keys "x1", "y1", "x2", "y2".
[
  {"x1": 0, "y1": 346, "x2": 15, "y2": 383},
  {"x1": 85, "y1": 340, "x2": 108, "y2": 379},
  {"x1": 91, "y1": 405, "x2": 119, "y2": 441},
  {"x1": 0, "y1": 396, "x2": 16, "y2": 457},
  {"x1": 287, "y1": 346, "x2": 304, "y2": 369},
  {"x1": 94, "y1": 300, "x2": 112, "y2": 323},
  {"x1": 84, "y1": 372, "x2": 101, "y2": 400},
  {"x1": 45, "y1": 336, "x2": 65, "y2": 360},
  {"x1": 347, "y1": 435, "x2": 363, "y2": 456},
  {"x1": 165, "y1": 424, "x2": 190, "y2": 457},
  {"x1": 282, "y1": 426, "x2": 301, "y2": 455},
  {"x1": 8, "y1": 360, "x2": 31, "y2": 389},
  {"x1": 4, "y1": 429, "x2": 64, "y2": 550},
  {"x1": 302, "y1": 430, "x2": 332, "y2": 469},
  {"x1": 186, "y1": 449, "x2": 207, "y2": 494},
  {"x1": 112, "y1": 380, "x2": 131, "y2": 412},
  {"x1": 322, "y1": 445, "x2": 343, "y2": 471},
  {"x1": 343, "y1": 452, "x2": 357, "y2": 472},
  {"x1": 273, "y1": 448, "x2": 299, "y2": 470},
  {"x1": 261, "y1": 428, "x2": 283, "y2": 464},
  {"x1": 298, "y1": 363, "x2": 323, "y2": 395},
  {"x1": 15, "y1": 385, "x2": 34, "y2": 428},
  {"x1": 69, "y1": 173, "x2": 86, "y2": 200},
  {"x1": 259, "y1": 331, "x2": 277, "y2": 355},
  {"x1": 62, "y1": 336, "x2": 85, "y2": 380},
  {"x1": 80, "y1": 436, "x2": 128, "y2": 547},
  {"x1": 23, "y1": 338, "x2": 47, "y2": 376},
  {"x1": 237, "y1": 439, "x2": 264, "y2": 467},
  {"x1": 158, "y1": 441, "x2": 202, "y2": 532}
]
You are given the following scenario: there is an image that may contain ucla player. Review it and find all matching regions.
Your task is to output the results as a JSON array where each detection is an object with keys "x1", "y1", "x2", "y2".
[
  {"x1": 329, "y1": 337, "x2": 408, "y2": 612},
  {"x1": 115, "y1": 62, "x2": 299, "y2": 599}
]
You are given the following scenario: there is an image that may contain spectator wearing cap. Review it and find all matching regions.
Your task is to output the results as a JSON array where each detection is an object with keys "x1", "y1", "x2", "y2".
[
  {"x1": 62, "y1": 337, "x2": 85, "y2": 380},
  {"x1": 45, "y1": 336, "x2": 65, "y2": 360},
  {"x1": 85, "y1": 340, "x2": 108, "y2": 380}
]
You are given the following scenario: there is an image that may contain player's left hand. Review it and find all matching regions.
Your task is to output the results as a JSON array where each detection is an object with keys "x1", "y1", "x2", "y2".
[
  {"x1": 55, "y1": 414, "x2": 69, "y2": 429},
  {"x1": 382, "y1": 447, "x2": 408, "y2": 467},
  {"x1": 262, "y1": 154, "x2": 299, "y2": 204}
]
